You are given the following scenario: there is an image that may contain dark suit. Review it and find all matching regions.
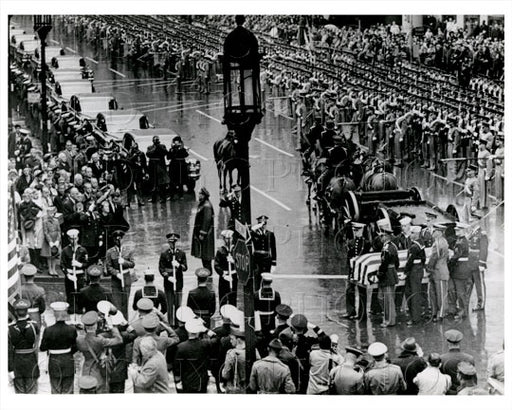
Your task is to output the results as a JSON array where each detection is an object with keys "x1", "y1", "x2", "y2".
[{"x1": 79, "y1": 283, "x2": 111, "y2": 313}]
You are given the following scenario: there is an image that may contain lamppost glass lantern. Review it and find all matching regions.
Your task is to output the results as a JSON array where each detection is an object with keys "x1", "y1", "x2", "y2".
[
  {"x1": 223, "y1": 16, "x2": 262, "y2": 127},
  {"x1": 33, "y1": 15, "x2": 53, "y2": 39}
]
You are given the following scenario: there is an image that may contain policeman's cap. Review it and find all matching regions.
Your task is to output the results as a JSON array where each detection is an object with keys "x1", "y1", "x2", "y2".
[
  {"x1": 176, "y1": 306, "x2": 196, "y2": 323},
  {"x1": 66, "y1": 228, "x2": 79, "y2": 239},
  {"x1": 14, "y1": 299, "x2": 31, "y2": 310},
  {"x1": 142, "y1": 314, "x2": 159, "y2": 330},
  {"x1": 457, "y1": 361, "x2": 476, "y2": 376},
  {"x1": 261, "y1": 272, "x2": 273, "y2": 282},
  {"x1": 185, "y1": 318, "x2": 207, "y2": 334},
  {"x1": 112, "y1": 230, "x2": 125, "y2": 239},
  {"x1": 195, "y1": 268, "x2": 210, "y2": 278},
  {"x1": 368, "y1": 342, "x2": 388, "y2": 356},
  {"x1": 166, "y1": 232, "x2": 180, "y2": 240},
  {"x1": 136, "y1": 298, "x2": 154, "y2": 312},
  {"x1": 268, "y1": 338, "x2": 283, "y2": 351},
  {"x1": 351, "y1": 222, "x2": 365, "y2": 230},
  {"x1": 78, "y1": 375, "x2": 98, "y2": 390},
  {"x1": 345, "y1": 346, "x2": 363, "y2": 357},
  {"x1": 256, "y1": 215, "x2": 269, "y2": 222},
  {"x1": 276, "y1": 304, "x2": 293, "y2": 319},
  {"x1": 445, "y1": 329, "x2": 463, "y2": 343},
  {"x1": 21, "y1": 263, "x2": 37, "y2": 277},
  {"x1": 87, "y1": 265, "x2": 102, "y2": 277},
  {"x1": 50, "y1": 301, "x2": 69, "y2": 312},
  {"x1": 220, "y1": 304, "x2": 237, "y2": 321},
  {"x1": 291, "y1": 314, "x2": 308, "y2": 330},
  {"x1": 82, "y1": 311, "x2": 99, "y2": 326}
]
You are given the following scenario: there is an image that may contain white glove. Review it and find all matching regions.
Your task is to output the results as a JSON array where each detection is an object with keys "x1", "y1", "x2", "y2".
[
  {"x1": 270, "y1": 266, "x2": 276, "y2": 273},
  {"x1": 167, "y1": 276, "x2": 176, "y2": 284},
  {"x1": 307, "y1": 321, "x2": 315, "y2": 330},
  {"x1": 227, "y1": 255, "x2": 235, "y2": 264},
  {"x1": 118, "y1": 257, "x2": 125, "y2": 265},
  {"x1": 479, "y1": 266, "x2": 485, "y2": 273},
  {"x1": 176, "y1": 381, "x2": 183, "y2": 390},
  {"x1": 66, "y1": 274, "x2": 77, "y2": 282},
  {"x1": 8, "y1": 372, "x2": 15, "y2": 383},
  {"x1": 71, "y1": 259, "x2": 81, "y2": 267},
  {"x1": 223, "y1": 271, "x2": 231, "y2": 281},
  {"x1": 116, "y1": 273, "x2": 124, "y2": 281},
  {"x1": 171, "y1": 260, "x2": 180, "y2": 268}
]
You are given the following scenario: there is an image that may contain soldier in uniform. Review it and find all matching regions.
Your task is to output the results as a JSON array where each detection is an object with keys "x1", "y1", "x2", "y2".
[
  {"x1": 440, "y1": 329, "x2": 475, "y2": 395},
  {"x1": 166, "y1": 306, "x2": 194, "y2": 366},
  {"x1": 78, "y1": 264, "x2": 111, "y2": 313},
  {"x1": 105, "y1": 229, "x2": 135, "y2": 318},
  {"x1": 448, "y1": 223, "x2": 471, "y2": 319},
  {"x1": 186, "y1": 268, "x2": 216, "y2": 328},
  {"x1": 467, "y1": 211, "x2": 488, "y2": 312},
  {"x1": 456, "y1": 362, "x2": 488, "y2": 395},
  {"x1": 404, "y1": 230, "x2": 426, "y2": 326},
  {"x1": 394, "y1": 215, "x2": 413, "y2": 315},
  {"x1": 132, "y1": 271, "x2": 168, "y2": 316},
  {"x1": 364, "y1": 342, "x2": 406, "y2": 395},
  {"x1": 251, "y1": 215, "x2": 277, "y2": 291},
  {"x1": 477, "y1": 138, "x2": 492, "y2": 209},
  {"x1": 214, "y1": 229, "x2": 238, "y2": 307},
  {"x1": 40, "y1": 302, "x2": 78, "y2": 394},
  {"x1": 273, "y1": 304, "x2": 293, "y2": 337},
  {"x1": 219, "y1": 184, "x2": 245, "y2": 231},
  {"x1": 8, "y1": 299, "x2": 40, "y2": 394},
  {"x1": 255, "y1": 273, "x2": 281, "y2": 335},
  {"x1": 419, "y1": 211, "x2": 437, "y2": 248},
  {"x1": 329, "y1": 346, "x2": 365, "y2": 395},
  {"x1": 375, "y1": 229, "x2": 399, "y2": 328},
  {"x1": 60, "y1": 229, "x2": 89, "y2": 314},
  {"x1": 158, "y1": 232, "x2": 187, "y2": 325},
  {"x1": 19, "y1": 264, "x2": 45, "y2": 328},
  {"x1": 130, "y1": 298, "x2": 163, "y2": 337}
]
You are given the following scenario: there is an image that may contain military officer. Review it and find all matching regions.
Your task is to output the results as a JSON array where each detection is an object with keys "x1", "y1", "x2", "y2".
[
  {"x1": 60, "y1": 229, "x2": 89, "y2": 314},
  {"x1": 78, "y1": 264, "x2": 111, "y2": 313},
  {"x1": 219, "y1": 184, "x2": 245, "y2": 231},
  {"x1": 376, "y1": 228, "x2": 399, "y2": 328},
  {"x1": 419, "y1": 211, "x2": 438, "y2": 247},
  {"x1": 449, "y1": 223, "x2": 471, "y2": 319},
  {"x1": 394, "y1": 215, "x2": 414, "y2": 314},
  {"x1": 186, "y1": 268, "x2": 216, "y2": 328},
  {"x1": 8, "y1": 299, "x2": 40, "y2": 394},
  {"x1": 166, "y1": 306, "x2": 194, "y2": 365},
  {"x1": 404, "y1": 230, "x2": 426, "y2": 326},
  {"x1": 19, "y1": 264, "x2": 45, "y2": 327},
  {"x1": 132, "y1": 271, "x2": 168, "y2": 316},
  {"x1": 158, "y1": 232, "x2": 187, "y2": 325},
  {"x1": 255, "y1": 273, "x2": 281, "y2": 334},
  {"x1": 251, "y1": 215, "x2": 277, "y2": 291},
  {"x1": 467, "y1": 211, "x2": 488, "y2": 311},
  {"x1": 40, "y1": 302, "x2": 78, "y2": 394},
  {"x1": 440, "y1": 329, "x2": 475, "y2": 395},
  {"x1": 214, "y1": 229, "x2": 238, "y2": 307},
  {"x1": 364, "y1": 342, "x2": 406, "y2": 395},
  {"x1": 273, "y1": 304, "x2": 293, "y2": 337},
  {"x1": 105, "y1": 229, "x2": 135, "y2": 318},
  {"x1": 329, "y1": 346, "x2": 365, "y2": 395}
]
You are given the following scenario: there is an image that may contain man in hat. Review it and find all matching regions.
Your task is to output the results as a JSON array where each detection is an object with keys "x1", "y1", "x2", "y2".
[
  {"x1": 159, "y1": 231, "x2": 187, "y2": 325},
  {"x1": 130, "y1": 298, "x2": 163, "y2": 337},
  {"x1": 219, "y1": 184, "x2": 245, "y2": 231},
  {"x1": 420, "y1": 211, "x2": 438, "y2": 247},
  {"x1": 318, "y1": 121, "x2": 336, "y2": 158},
  {"x1": 8, "y1": 299, "x2": 40, "y2": 394},
  {"x1": 173, "y1": 318, "x2": 217, "y2": 393},
  {"x1": 364, "y1": 342, "x2": 406, "y2": 395},
  {"x1": 211, "y1": 304, "x2": 238, "y2": 392},
  {"x1": 129, "y1": 336, "x2": 171, "y2": 393},
  {"x1": 131, "y1": 314, "x2": 179, "y2": 366},
  {"x1": 440, "y1": 329, "x2": 475, "y2": 394},
  {"x1": 166, "y1": 306, "x2": 194, "y2": 365},
  {"x1": 132, "y1": 271, "x2": 168, "y2": 316},
  {"x1": 467, "y1": 211, "x2": 489, "y2": 312},
  {"x1": 76, "y1": 310, "x2": 123, "y2": 394},
  {"x1": 105, "y1": 229, "x2": 135, "y2": 318},
  {"x1": 277, "y1": 331, "x2": 302, "y2": 391},
  {"x1": 186, "y1": 268, "x2": 216, "y2": 328},
  {"x1": 329, "y1": 346, "x2": 365, "y2": 395},
  {"x1": 392, "y1": 337, "x2": 427, "y2": 394},
  {"x1": 413, "y1": 353, "x2": 452, "y2": 395},
  {"x1": 273, "y1": 304, "x2": 293, "y2": 337},
  {"x1": 146, "y1": 135, "x2": 169, "y2": 203},
  {"x1": 251, "y1": 215, "x2": 277, "y2": 291},
  {"x1": 8, "y1": 123, "x2": 22, "y2": 159},
  {"x1": 19, "y1": 264, "x2": 45, "y2": 327},
  {"x1": 448, "y1": 224, "x2": 471, "y2": 319},
  {"x1": 40, "y1": 301, "x2": 78, "y2": 394},
  {"x1": 214, "y1": 229, "x2": 238, "y2": 307},
  {"x1": 78, "y1": 264, "x2": 111, "y2": 313},
  {"x1": 60, "y1": 228, "x2": 89, "y2": 314},
  {"x1": 78, "y1": 376, "x2": 98, "y2": 394},
  {"x1": 477, "y1": 138, "x2": 492, "y2": 209},
  {"x1": 221, "y1": 326, "x2": 247, "y2": 393},
  {"x1": 127, "y1": 142, "x2": 148, "y2": 207},
  {"x1": 457, "y1": 362, "x2": 487, "y2": 395},
  {"x1": 255, "y1": 273, "x2": 281, "y2": 336},
  {"x1": 248, "y1": 339, "x2": 296, "y2": 394},
  {"x1": 167, "y1": 135, "x2": 189, "y2": 200},
  {"x1": 191, "y1": 187, "x2": 215, "y2": 274},
  {"x1": 404, "y1": 231, "x2": 427, "y2": 326}
]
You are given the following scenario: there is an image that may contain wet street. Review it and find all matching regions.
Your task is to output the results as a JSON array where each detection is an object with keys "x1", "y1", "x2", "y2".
[{"x1": 12, "y1": 16, "x2": 505, "y2": 384}]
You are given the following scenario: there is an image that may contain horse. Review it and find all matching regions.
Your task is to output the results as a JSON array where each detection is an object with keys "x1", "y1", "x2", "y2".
[{"x1": 213, "y1": 131, "x2": 245, "y2": 194}]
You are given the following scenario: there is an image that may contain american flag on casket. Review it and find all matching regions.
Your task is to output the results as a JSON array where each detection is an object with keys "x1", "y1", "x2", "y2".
[{"x1": 350, "y1": 248, "x2": 432, "y2": 287}]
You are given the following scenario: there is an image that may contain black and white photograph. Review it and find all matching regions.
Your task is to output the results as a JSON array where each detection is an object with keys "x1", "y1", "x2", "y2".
[{"x1": 1, "y1": 1, "x2": 510, "y2": 408}]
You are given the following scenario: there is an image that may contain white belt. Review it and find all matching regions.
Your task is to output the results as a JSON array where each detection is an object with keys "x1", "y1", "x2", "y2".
[
  {"x1": 66, "y1": 269, "x2": 84, "y2": 274},
  {"x1": 258, "y1": 311, "x2": 274, "y2": 316},
  {"x1": 458, "y1": 257, "x2": 469, "y2": 262},
  {"x1": 469, "y1": 249, "x2": 479, "y2": 253},
  {"x1": 15, "y1": 348, "x2": 36, "y2": 354},
  {"x1": 49, "y1": 348, "x2": 71, "y2": 354},
  {"x1": 28, "y1": 307, "x2": 39, "y2": 313}
]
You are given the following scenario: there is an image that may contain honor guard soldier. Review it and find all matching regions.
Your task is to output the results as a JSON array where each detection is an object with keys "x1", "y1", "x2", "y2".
[
  {"x1": 376, "y1": 228, "x2": 400, "y2": 328},
  {"x1": 219, "y1": 184, "x2": 245, "y2": 231},
  {"x1": 78, "y1": 264, "x2": 111, "y2": 313},
  {"x1": 132, "y1": 271, "x2": 168, "y2": 316},
  {"x1": 40, "y1": 302, "x2": 78, "y2": 394},
  {"x1": 254, "y1": 273, "x2": 281, "y2": 334},
  {"x1": 251, "y1": 215, "x2": 277, "y2": 291},
  {"x1": 468, "y1": 211, "x2": 488, "y2": 311},
  {"x1": 19, "y1": 264, "x2": 46, "y2": 327},
  {"x1": 404, "y1": 230, "x2": 427, "y2": 326},
  {"x1": 78, "y1": 376, "x2": 98, "y2": 394},
  {"x1": 186, "y1": 268, "x2": 216, "y2": 328},
  {"x1": 273, "y1": 304, "x2": 293, "y2": 337},
  {"x1": 440, "y1": 329, "x2": 475, "y2": 395},
  {"x1": 61, "y1": 229, "x2": 89, "y2": 314},
  {"x1": 214, "y1": 229, "x2": 238, "y2": 307},
  {"x1": 420, "y1": 211, "x2": 438, "y2": 247},
  {"x1": 105, "y1": 229, "x2": 135, "y2": 318},
  {"x1": 159, "y1": 232, "x2": 188, "y2": 325},
  {"x1": 329, "y1": 346, "x2": 365, "y2": 395},
  {"x1": 342, "y1": 221, "x2": 371, "y2": 320},
  {"x1": 449, "y1": 223, "x2": 471, "y2": 319},
  {"x1": 8, "y1": 299, "x2": 40, "y2": 394}
]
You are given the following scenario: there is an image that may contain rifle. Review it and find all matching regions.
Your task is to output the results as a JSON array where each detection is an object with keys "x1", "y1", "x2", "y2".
[
  {"x1": 170, "y1": 253, "x2": 177, "y2": 322},
  {"x1": 118, "y1": 245, "x2": 125, "y2": 290},
  {"x1": 71, "y1": 247, "x2": 78, "y2": 293},
  {"x1": 226, "y1": 248, "x2": 234, "y2": 292}
]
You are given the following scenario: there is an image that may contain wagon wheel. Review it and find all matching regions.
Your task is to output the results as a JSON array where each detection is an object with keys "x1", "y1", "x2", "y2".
[
  {"x1": 342, "y1": 191, "x2": 360, "y2": 222},
  {"x1": 446, "y1": 204, "x2": 459, "y2": 222}
]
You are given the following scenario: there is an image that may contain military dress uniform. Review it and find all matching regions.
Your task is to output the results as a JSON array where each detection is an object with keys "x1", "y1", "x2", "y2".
[
  {"x1": 20, "y1": 264, "x2": 46, "y2": 327},
  {"x1": 78, "y1": 265, "x2": 111, "y2": 313},
  {"x1": 214, "y1": 243, "x2": 238, "y2": 307},
  {"x1": 468, "y1": 224, "x2": 488, "y2": 311},
  {"x1": 186, "y1": 270, "x2": 216, "y2": 328},
  {"x1": 219, "y1": 187, "x2": 245, "y2": 232},
  {"x1": 8, "y1": 300, "x2": 40, "y2": 394},
  {"x1": 377, "y1": 238, "x2": 399, "y2": 327},
  {"x1": 132, "y1": 284, "x2": 168, "y2": 316},
  {"x1": 255, "y1": 275, "x2": 281, "y2": 334},
  {"x1": 404, "y1": 240, "x2": 426, "y2": 324},
  {"x1": 449, "y1": 234, "x2": 471, "y2": 318},
  {"x1": 252, "y1": 219, "x2": 277, "y2": 291},
  {"x1": 440, "y1": 330, "x2": 475, "y2": 395},
  {"x1": 344, "y1": 234, "x2": 372, "y2": 320},
  {"x1": 60, "y1": 239, "x2": 89, "y2": 314}
]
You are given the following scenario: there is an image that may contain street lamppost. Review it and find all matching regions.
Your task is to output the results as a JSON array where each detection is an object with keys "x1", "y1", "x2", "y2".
[
  {"x1": 33, "y1": 15, "x2": 52, "y2": 154},
  {"x1": 222, "y1": 15, "x2": 263, "y2": 389}
]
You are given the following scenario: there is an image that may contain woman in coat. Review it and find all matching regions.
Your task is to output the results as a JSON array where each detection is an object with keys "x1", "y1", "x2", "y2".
[
  {"x1": 191, "y1": 187, "x2": 215, "y2": 273},
  {"x1": 41, "y1": 206, "x2": 61, "y2": 276},
  {"x1": 427, "y1": 229, "x2": 450, "y2": 321}
]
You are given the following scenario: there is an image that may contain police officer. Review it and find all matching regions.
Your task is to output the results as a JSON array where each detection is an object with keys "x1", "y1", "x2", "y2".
[
  {"x1": 40, "y1": 302, "x2": 78, "y2": 394},
  {"x1": 467, "y1": 211, "x2": 488, "y2": 312},
  {"x1": 105, "y1": 229, "x2": 134, "y2": 318},
  {"x1": 255, "y1": 273, "x2": 281, "y2": 335},
  {"x1": 404, "y1": 230, "x2": 426, "y2": 326},
  {"x1": 449, "y1": 223, "x2": 471, "y2": 319},
  {"x1": 251, "y1": 215, "x2": 277, "y2": 291},
  {"x1": 158, "y1": 232, "x2": 187, "y2": 325},
  {"x1": 440, "y1": 329, "x2": 475, "y2": 395},
  {"x1": 19, "y1": 264, "x2": 45, "y2": 327},
  {"x1": 79, "y1": 264, "x2": 111, "y2": 313},
  {"x1": 60, "y1": 229, "x2": 89, "y2": 314},
  {"x1": 8, "y1": 299, "x2": 40, "y2": 394},
  {"x1": 186, "y1": 268, "x2": 216, "y2": 328},
  {"x1": 214, "y1": 229, "x2": 238, "y2": 307},
  {"x1": 132, "y1": 271, "x2": 168, "y2": 316}
]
